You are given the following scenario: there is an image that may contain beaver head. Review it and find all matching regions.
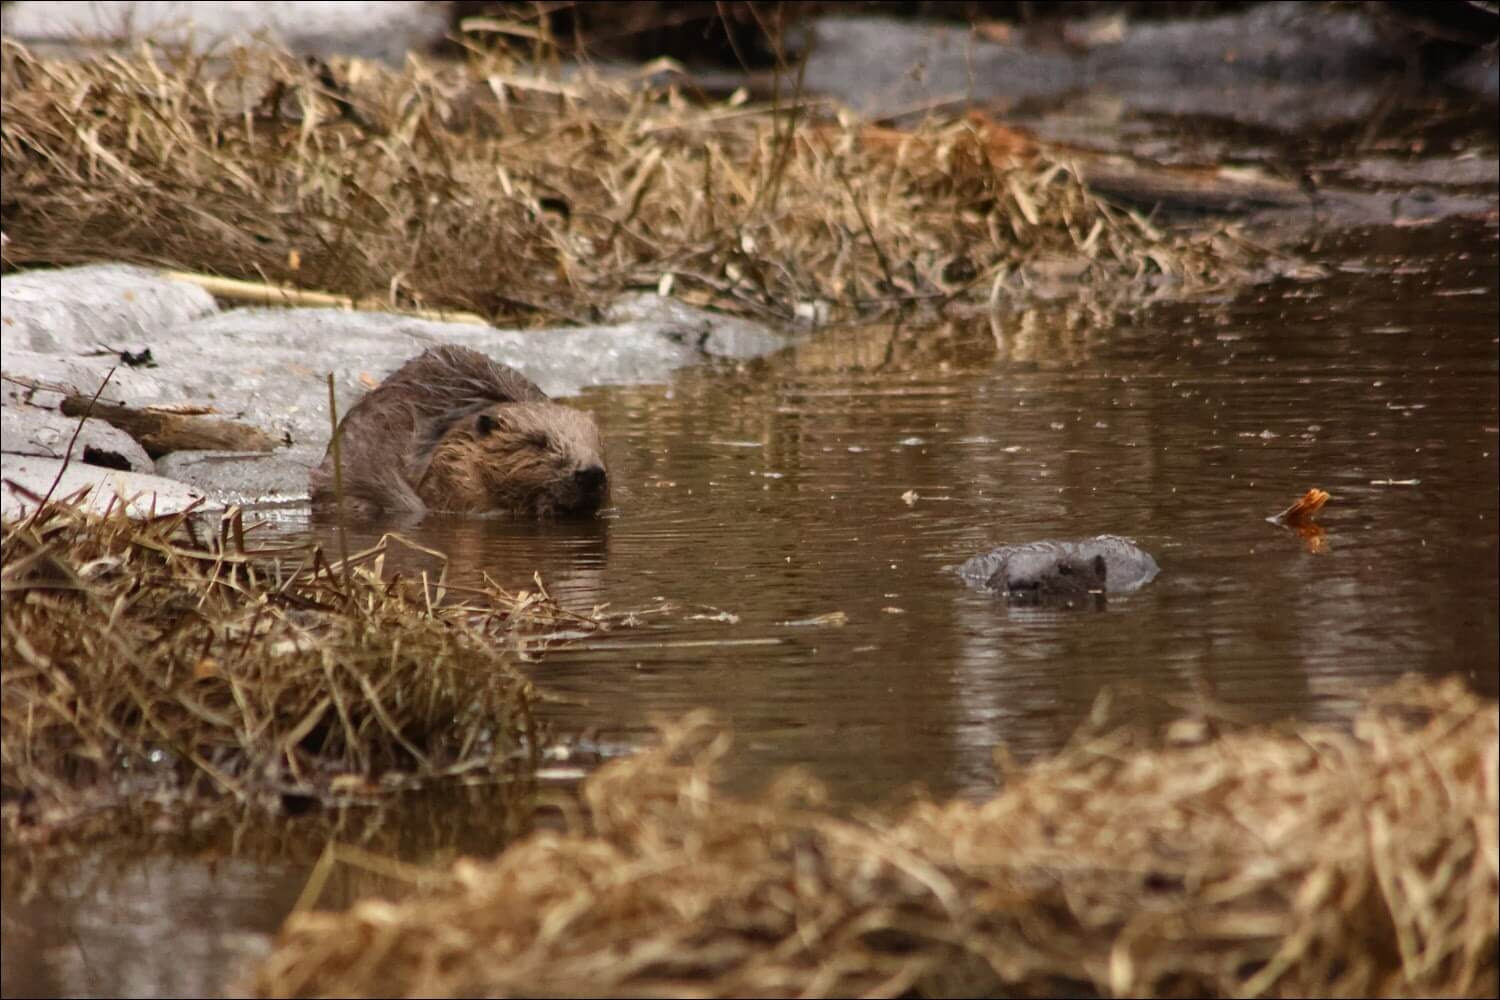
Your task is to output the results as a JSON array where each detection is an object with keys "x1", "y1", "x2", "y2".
[
  {"x1": 989, "y1": 551, "x2": 1107, "y2": 606},
  {"x1": 415, "y1": 400, "x2": 608, "y2": 516}
]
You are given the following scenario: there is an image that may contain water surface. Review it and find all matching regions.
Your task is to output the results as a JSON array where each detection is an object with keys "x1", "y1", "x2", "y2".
[{"x1": 307, "y1": 218, "x2": 1500, "y2": 802}]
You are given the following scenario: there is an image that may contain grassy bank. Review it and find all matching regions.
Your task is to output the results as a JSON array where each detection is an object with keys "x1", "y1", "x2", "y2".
[
  {"x1": 1, "y1": 498, "x2": 605, "y2": 837},
  {"x1": 1, "y1": 41, "x2": 1261, "y2": 326}
]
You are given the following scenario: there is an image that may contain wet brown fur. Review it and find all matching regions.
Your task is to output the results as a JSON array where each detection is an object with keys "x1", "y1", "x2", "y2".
[{"x1": 310, "y1": 345, "x2": 607, "y2": 517}]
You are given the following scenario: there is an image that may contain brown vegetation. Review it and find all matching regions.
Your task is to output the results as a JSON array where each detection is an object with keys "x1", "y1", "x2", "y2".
[
  {"x1": 252, "y1": 676, "x2": 1497, "y2": 998},
  {"x1": 0, "y1": 41, "x2": 1262, "y2": 327},
  {"x1": 1, "y1": 496, "x2": 610, "y2": 839}
]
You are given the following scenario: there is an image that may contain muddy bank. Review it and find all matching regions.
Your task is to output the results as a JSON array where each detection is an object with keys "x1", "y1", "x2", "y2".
[
  {"x1": 805, "y1": 6, "x2": 1499, "y2": 120},
  {"x1": 800, "y1": 7, "x2": 1497, "y2": 228}
]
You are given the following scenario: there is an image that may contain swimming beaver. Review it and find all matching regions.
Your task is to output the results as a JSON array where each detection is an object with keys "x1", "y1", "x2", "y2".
[
  {"x1": 959, "y1": 535, "x2": 1158, "y2": 605},
  {"x1": 310, "y1": 345, "x2": 608, "y2": 517}
]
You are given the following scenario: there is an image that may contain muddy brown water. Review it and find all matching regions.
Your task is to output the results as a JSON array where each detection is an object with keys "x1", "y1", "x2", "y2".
[
  {"x1": 301, "y1": 220, "x2": 1498, "y2": 804},
  {"x1": 4, "y1": 220, "x2": 1496, "y2": 997}
]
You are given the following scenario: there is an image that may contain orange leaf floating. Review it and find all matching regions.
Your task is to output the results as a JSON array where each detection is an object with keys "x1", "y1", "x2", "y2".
[
  {"x1": 1272, "y1": 488, "x2": 1331, "y2": 525},
  {"x1": 1269, "y1": 488, "x2": 1332, "y2": 554}
]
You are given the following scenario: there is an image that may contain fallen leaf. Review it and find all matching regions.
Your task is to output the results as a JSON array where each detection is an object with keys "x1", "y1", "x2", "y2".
[{"x1": 1270, "y1": 488, "x2": 1330, "y2": 525}]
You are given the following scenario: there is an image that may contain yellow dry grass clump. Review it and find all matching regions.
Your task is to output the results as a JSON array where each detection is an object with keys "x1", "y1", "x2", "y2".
[
  {"x1": 252, "y1": 676, "x2": 1497, "y2": 998},
  {"x1": 1, "y1": 497, "x2": 596, "y2": 837},
  {"x1": 0, "y1": 41, "x2": 1253, "y2": 326}
]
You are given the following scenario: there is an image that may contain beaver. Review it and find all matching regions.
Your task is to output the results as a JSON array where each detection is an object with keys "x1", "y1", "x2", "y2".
[
  {"x1": 309, "y1": 345, "x2": 608, "y2": 518},
  {"x1": 959, "y1": 535, "x2": 1158, "y2": 606}
]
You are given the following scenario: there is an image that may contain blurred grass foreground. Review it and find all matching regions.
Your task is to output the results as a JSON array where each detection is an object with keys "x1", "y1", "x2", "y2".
[{"x1": 253, "y1": 677, "x2": 1497, "y2": 998}]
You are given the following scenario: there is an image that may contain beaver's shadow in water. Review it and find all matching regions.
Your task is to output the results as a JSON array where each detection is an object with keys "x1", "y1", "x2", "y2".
[{"x1": 307, "y1": 511, "x2": 611, "y2": 606}]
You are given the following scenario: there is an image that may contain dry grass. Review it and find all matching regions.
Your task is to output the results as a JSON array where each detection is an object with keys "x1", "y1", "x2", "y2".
[
  {"x1": 1, "y1": 495, "x2": 609, "y2": 839},
  {"x1": 251, "y1": 676, "x2": 1497, "y2": 999},
  {"x1": 0, "y1": 41, "x2": 1259, "y2": 327}
]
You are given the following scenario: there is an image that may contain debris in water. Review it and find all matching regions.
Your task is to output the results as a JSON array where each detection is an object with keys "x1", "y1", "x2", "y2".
[
  {"x1": 685, "y1": 609, "x2": 741, "y2": 624},
  {"x1": 779, "y1": 611, "x2": 849, "y2": 627},
  {"x1": 1268, "y1": 487, "x2": 1331, "y2": 553},
  {"x1": 1269, "y1": 487, "x2": 1331, "y2": 526}
]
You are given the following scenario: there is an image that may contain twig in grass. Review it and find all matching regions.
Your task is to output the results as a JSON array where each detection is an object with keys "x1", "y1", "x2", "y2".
[
  {"x1": 24, "y1": 367, "x2": 116, "y2": 531},
  {"x1": 835, "y1": 162, "x2": 899, "y2": 299},
  {"x1": 756, "y1": 43, "x2": 810, "y2": 216},
  {"x1": 325, "y1": 373, "x2": 350, "y2": 586}
]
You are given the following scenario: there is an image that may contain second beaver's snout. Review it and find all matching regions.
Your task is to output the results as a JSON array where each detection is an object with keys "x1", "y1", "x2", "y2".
[{"x1": 992, "y1": 551, "x2": 1106, "y2": 605}]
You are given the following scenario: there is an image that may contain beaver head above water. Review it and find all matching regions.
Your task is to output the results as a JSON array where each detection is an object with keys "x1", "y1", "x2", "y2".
[
  {"x1": 988, "y1": 550, "x2": 1107, "y2": 606},
  {"x1": 958, "y1": 536, "x2": 1158, "y2": 607},
  {"x1": 417, "y1": 398, "x2": 607, "y2": 516},
  {"x1": 310, "y1": 345, "x2": 608, "y2": 518}
]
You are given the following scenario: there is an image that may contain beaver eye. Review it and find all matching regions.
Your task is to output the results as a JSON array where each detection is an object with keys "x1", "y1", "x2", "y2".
[
  {"x1": 525, "y1": 432, "x2": 550, "y2": 450},
  {"x1": 476, "y1": 413, "x2": 498, "y2": 436}
]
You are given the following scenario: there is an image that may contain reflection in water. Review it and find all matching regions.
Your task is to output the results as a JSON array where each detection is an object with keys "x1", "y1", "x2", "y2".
[
  {"x1": 303, "y1": 513, "x2": 613, "y2": 610},
  {"x1": 0, "y1": 789, "x2": 533, "y2": 999},
  {"x1": 1, "y1": 852, "x2": 293, "y2": 999},
  {"x1": 4, "y1": 220, "x2": 1496, "y2": 998}
]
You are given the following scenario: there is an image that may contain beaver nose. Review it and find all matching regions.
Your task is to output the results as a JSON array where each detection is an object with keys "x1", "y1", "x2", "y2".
[{"x1": 573, "y1": 465, "x2": 607, "y2": 496}]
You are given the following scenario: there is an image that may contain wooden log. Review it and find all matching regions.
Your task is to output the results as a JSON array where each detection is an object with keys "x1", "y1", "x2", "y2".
[{"x1": 58, "y1": 396, "x2": 278, "y2": 458}]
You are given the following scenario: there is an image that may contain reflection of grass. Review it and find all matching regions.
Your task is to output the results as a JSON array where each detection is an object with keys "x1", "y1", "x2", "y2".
[
  {"x1": 254, "y1": 679, "x2": 1496, "y2": 999},
  {"x1": 2, "y1": 783, "x2": 537, "y2": 917},
  {"x1": 0, "y1": 498, "x2": 603, "y2": 839},
  {"x1": 1, "y1": 42, "x2": 1255, "y2": 326}
]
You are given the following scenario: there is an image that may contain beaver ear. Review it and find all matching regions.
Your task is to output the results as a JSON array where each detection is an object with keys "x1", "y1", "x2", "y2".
[{"x1": 475, "y1": 413, "x2": 497, "y2": 436}]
